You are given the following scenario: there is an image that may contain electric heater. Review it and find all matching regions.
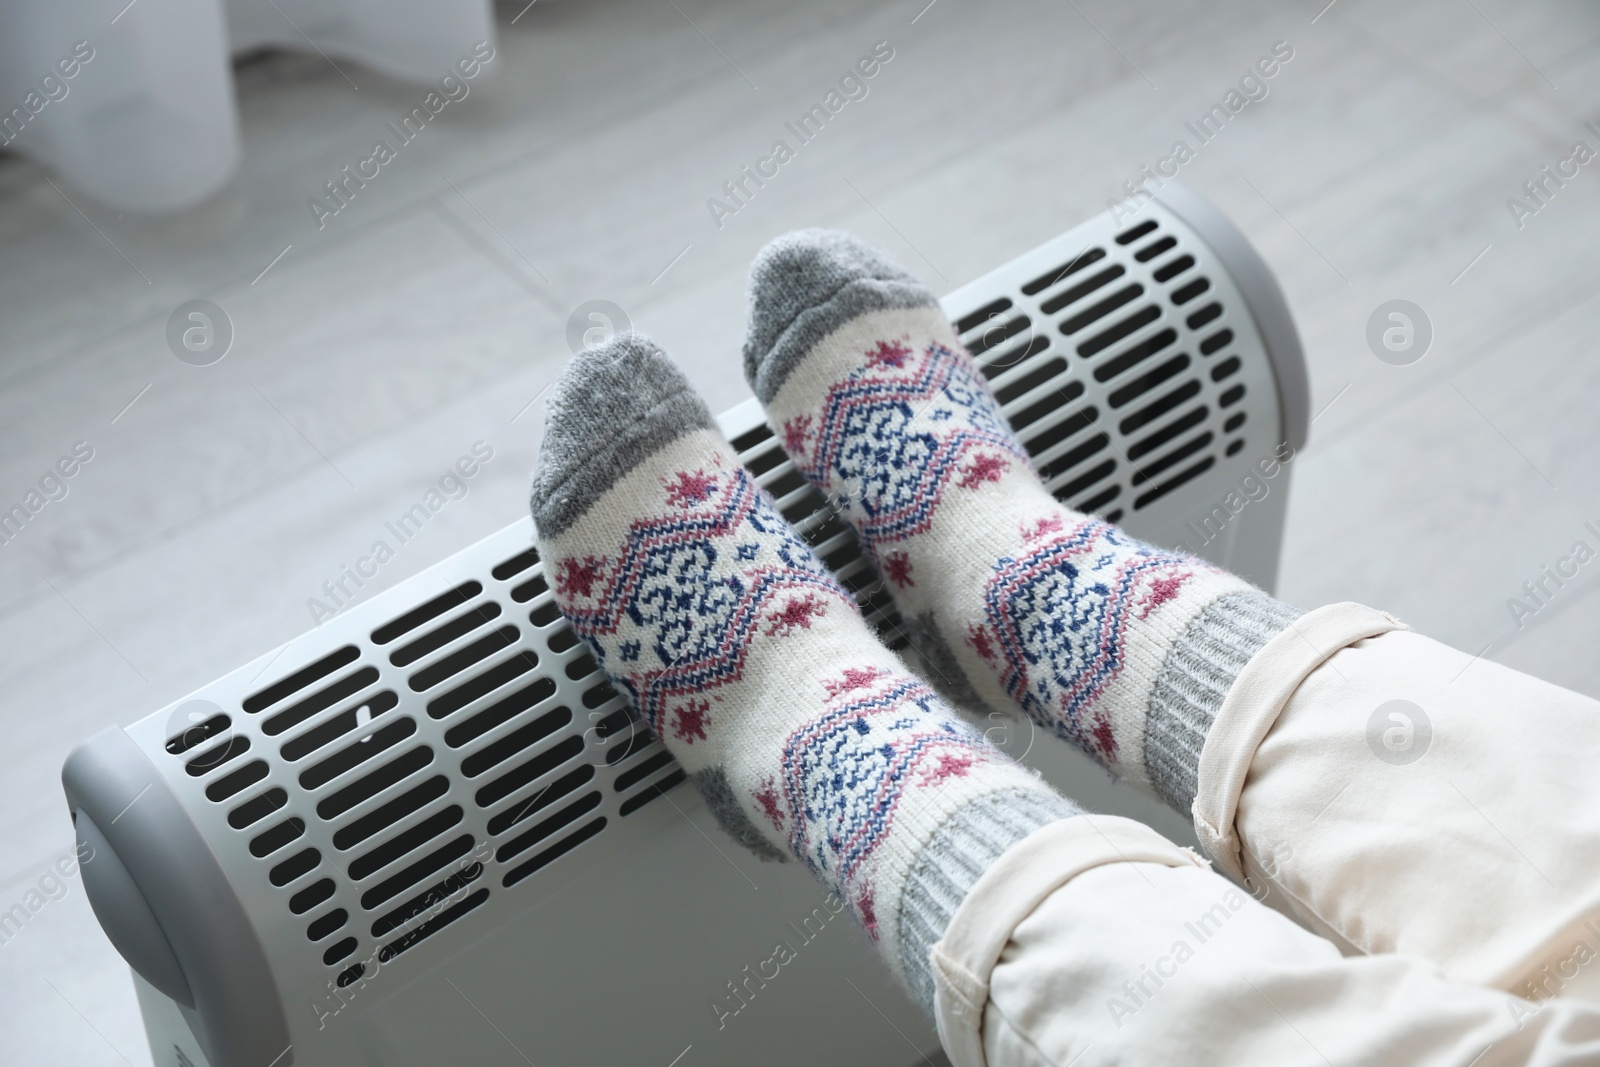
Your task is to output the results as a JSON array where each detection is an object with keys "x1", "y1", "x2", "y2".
[{"x1": 62, "y1": 184, "x2": 1308, "y2": 1067}]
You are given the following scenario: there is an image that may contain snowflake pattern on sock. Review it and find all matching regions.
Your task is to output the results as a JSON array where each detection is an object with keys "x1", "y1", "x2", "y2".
[
  {"x1": 781, "y1": 670, "x2": 1002, "y2": 937},
  {"x1": 552, "y1": 455, "x2": 847, "y2": 739},
  {"x1": 982, "y1": 519, "x2": 1199, "y2": 765},
  {"x1": 783, "y1": 337, "x2": 1029, "y2": 557},
  {"x1": 769, "y1": 325, "x2": 1232, "y2": 776}
]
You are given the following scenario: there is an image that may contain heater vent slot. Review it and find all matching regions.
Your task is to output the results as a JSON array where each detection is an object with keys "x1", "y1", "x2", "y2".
[
  {"x1": 262, "y1": 666, "x2": 381, "y2": 737},
  {"x1": 476, "y1": 735, "x2": 585, "y2": 809},
  {"x1": 461, "y1": 705, "x2": 572, "y2": 780},
  {"x1": 186, "y1": 735, "x2": 249, "y2": 776},
  {"x1": 1115, "y1": 220, "x2": 1158, "y2": 244},
  {"x1": 243, "y1": 646, "x2": 359, "y2": 714},
  {"x1": 280, "y1": 691, "x2": 400, "y2": 762},
  {"x1": 619, "y1": 770, "x2": 689, "y2": 816},
  {"x1": 307, "y1": 909, "x2": 347, "y2": 942},
  {"x1": 372, "y1": 582, "x2": 481, "y2": 646},
  {"x1": 390, "y1": 602, "x2": 502, "y2": 668},
  {"x1": 407, "y1": 627, "x2": 518, "y2": 692},
  {"x1": 953, "y1": 296, "x2": 1011, "y2": 332},
  {"x1": 290, "y1": 879, "x2": 334, "y2": 915},
  {"x1": 544, "y1": 624, "x2": 579, "y2": 652},
  {"x1": 1201, "y1": 328, "x2": 1234, "y2": 355},
  {"x1": 928, "y1": 219, "x2": 1259, "y2": 521},
  {"x1": 1021, "y1": 247, "x2": 1106, "y2": 295},
  {"x1": 486, "y1": 765, "x2": 595, "y2": 836},
  {"x1": 495, "y1": 791, "x2": 604, "y2": 866},
  {"x1": 361, "y1": 835, "x2": 474, "y2": 911},
  {"x1": 503, "y1": 817, "x2": 608, "y2": 888},
  {"x1": 1039, "y1": 265, "x2": 1124, "y2": 315},
  {"x1": 604, "y1": 728, "x2": 653, "y2": 766},
  {"x1": 206, "y1": 760, "x2": 267, "y2": 802},
  {"x1": 428, "y1": 650, "x2": 541, "y2": 720},
  {"x1": 166, "y1": 713, "x2": 230, "y2": 755},
  {"x1": 510, "y1": 573, "x2": 549, "y2": 603},
  {"x1": 1153, "y1": 255, "x2": 1195, "y2": 283},
  {"x1": 491, "y1": 548, "x2": 540, "y2": 581},
  {"x1": 299, "y1": 717, "x2": 417, "y2": 791},
  {"x1": 615, "y1": 750, "x2": 675, "y2": 793},
  {"x1": 318, "y1": 747, "x2": 434, "y2": 820},
  {"x1": 371, "y1": 863, "x2": 485, "y2": 938},
  {"x1": 348, "y1": 805, "x2": 464, "y2": 881},
  {"x1": 443, "y1": 677, "x2": 558, "y2": 747},
  {"x1": 323, "y1": 937, "x2": 358, "y2": 965},
  {"x1": 269, "y1": 847, "x2": 321, "y2": 887},
  {"x1": 250, "y1": 818, "x2": 305, "y2": 858},
  {"x1": 229, "y1": 787, "x2": 287, "y2": 829},
  {"x1": 334, "y1": 776, "x2": 450, "y2": 851},
  {"x1": 377, "y1": 887, "x2": 490, "y2": 963}
]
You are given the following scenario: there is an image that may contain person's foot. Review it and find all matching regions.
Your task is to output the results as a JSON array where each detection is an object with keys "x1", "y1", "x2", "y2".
[
  {"x1": 743, "y1": 230, "x2": 1301, "y2": 813},
  {"x1": 529, "y1": 332, "x2": 1077, "y2": 1010}
]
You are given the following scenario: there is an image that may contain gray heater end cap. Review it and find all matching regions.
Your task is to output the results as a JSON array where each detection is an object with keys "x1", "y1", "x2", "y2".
[
  {"x1": 62, "y1": 726, "x2": 294, "y2": 1067},
  {"x1": 1153, "y1": 181, "x2": 1311, "y2": 452}
]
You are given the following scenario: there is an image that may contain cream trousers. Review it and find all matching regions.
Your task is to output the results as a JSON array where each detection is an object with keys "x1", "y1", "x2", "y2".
[{"x1": 931, "y1": 603, "x2": 1600, "y2": 1066}]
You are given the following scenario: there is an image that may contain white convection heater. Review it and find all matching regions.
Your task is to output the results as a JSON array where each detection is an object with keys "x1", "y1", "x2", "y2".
[{"x1": 63, "y1": 184, "x2": 1309, "y2": 1067}]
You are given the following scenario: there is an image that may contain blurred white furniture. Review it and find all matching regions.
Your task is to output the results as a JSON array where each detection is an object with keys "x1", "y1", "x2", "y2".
[{"x1": 0, "y1": 0, "x2": 495, "y2": 213}]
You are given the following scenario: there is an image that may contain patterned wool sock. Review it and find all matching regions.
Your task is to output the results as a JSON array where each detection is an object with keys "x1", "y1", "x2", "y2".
[
  {"x1": 529, "y1": 333, "x2": 1079, "y2": 1012},
  {"x1": 743, "y1": 230, "x2": 1303, "y2": 815}
]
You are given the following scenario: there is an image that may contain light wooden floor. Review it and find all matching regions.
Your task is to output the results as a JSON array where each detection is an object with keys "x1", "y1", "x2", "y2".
[{"x1": 3, "y1": 0, "x2": 1599, "y2": 1062}]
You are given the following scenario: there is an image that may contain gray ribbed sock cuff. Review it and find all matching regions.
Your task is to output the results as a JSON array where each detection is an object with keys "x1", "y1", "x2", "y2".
[
  {"x1": 1145, "y1": 591, "x2": 1303, "y2": 813},
  {"x1": 530, "y1": 332, "x2": 714, "y2": 539},
  {"x1": 743, "y1": 229, "x2": 937, "y2": 403},
  {"x1": 897, "y1": 787, "x2": 1081, "y2": 1018}
]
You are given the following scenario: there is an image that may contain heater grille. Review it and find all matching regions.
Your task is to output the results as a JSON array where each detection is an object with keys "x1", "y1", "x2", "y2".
[
  {"x1": 956, "y1": 214, "x2": 1253, "y2": 519},
  {"x1": 114, "y1": 194, "x2": 1291, "y2": 1051},
  {"x1": 162, "y1": 544, "x2": 684, "y2": 990}
]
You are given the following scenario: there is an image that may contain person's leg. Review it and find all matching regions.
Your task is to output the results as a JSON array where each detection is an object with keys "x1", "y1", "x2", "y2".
[
  {"x1": 531, "y1": 335, "x2": 1600, "y2": 1066},
  {"x1": 530, "y1": 333, "x2": 1077, "y2": 1010},
  {"x1": 742, "y1": 230, "x2": 1294, "y2": 805},
  {"x1": 1200, "y1": 610, "x2": 1600, "y2": 1006},
  {"x1": 742, "y1": 230, "x2": 1600, "y2": 1004},
  {"x1": 934, "y1": 813, "x2": 1600, "y2": 1067}
]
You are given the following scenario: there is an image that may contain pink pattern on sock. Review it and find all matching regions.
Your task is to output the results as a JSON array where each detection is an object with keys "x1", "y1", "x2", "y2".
[
  {"x1": 866, "y1": 338, "x2": 911, "y2": 369},
  {"x1": 824, "y1": 665, "x2": 886, "y2": 699},
  {"x1": 673, "y1": 698, "x2": 711, "y2": 743},
  {"x1": 1138, "y1": 572, "x2": 1193, "y2": 619},
  {"x1": 965, "y1": 622, "x2": 998, "y2": 663},
  {"x1": 783, "y1": 414, "x2": 814, "y2": 457},
  {"x1": 857, "y1": 888, "x2": 878, "y2": 941},
  {"x1": 1086, "y1": 711, "x2": 1118, "y2": 764},
  {"x1": 664, "y1": 468, "x2": 719, "y2": 508},
  {"x1": 554, "y1": 556, "x2": 608, "y2": 600},
  {"x1": 754, "y1": 777, "x2": 786, "y2": 831},
  {"x1": 958, "y1": 451, "x2": 1010, "y2": 489},
  {"x1": 882, "y1": 550, "x2": 915, "y2": 589},
  {"x1": 1022, "y1": 514, "x2": 1065, "y2": 543},
  {"x1": 764, "y1": 593, "x2": 828, "y2": 637},
  {"x1": 920, "y1": 751, "x2": 977, "y2": 785}
]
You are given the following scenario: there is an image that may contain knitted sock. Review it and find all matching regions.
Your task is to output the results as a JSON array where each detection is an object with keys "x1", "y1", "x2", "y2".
[
  {"x1": 529, "y1": 333, "x2": 1079, "y2": 1011},
  {"x1": 743, "y1": 231, "x2": 1302, "y2": 815}
]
